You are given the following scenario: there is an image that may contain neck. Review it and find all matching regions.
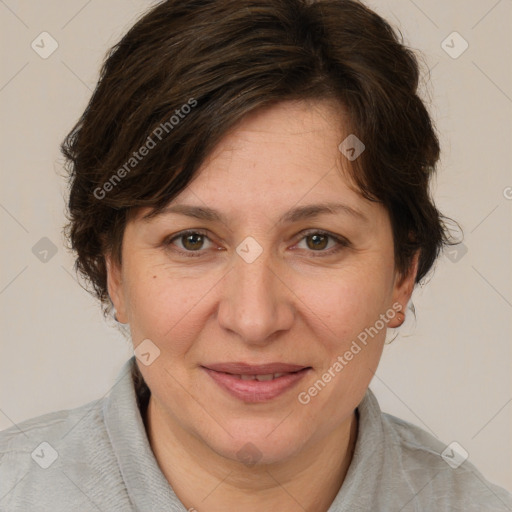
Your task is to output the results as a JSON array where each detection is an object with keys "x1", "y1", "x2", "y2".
[{"x1": 144, "y1": 396, "x2": 359, "y2": 512}]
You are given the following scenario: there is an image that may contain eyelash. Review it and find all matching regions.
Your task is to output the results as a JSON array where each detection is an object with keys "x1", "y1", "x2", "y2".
[{"x1": 164, "y1": 229, "x2": 350, "y2": 258}]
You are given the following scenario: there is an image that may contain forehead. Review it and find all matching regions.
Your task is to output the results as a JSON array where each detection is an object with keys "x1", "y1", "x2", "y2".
[
  {"x1": 134, "y1": 99, "x2": 371, "y2": 223},
  {"x1": 204, "y1": 98, "x2": 351, "y2": 166}
]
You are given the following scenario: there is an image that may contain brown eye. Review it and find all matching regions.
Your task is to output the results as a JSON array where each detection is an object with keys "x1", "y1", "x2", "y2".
[
  {"x1": 181, "y1": 233, "x2": 206, "y2": 251},
  {"x1": 305, "y1": 233, "x2": 329, "y2": 251},
  {"x1": 295, "y1": 230, "x2": 350, "y2": 257},
  {"x1": 165, "y1": 230, "x2": 213, "y2": 257}
]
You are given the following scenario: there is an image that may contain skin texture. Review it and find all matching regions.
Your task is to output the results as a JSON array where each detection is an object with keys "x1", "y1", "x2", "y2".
[{"x1": 106, "y1": 99, "x2": 418, "y2": 511}]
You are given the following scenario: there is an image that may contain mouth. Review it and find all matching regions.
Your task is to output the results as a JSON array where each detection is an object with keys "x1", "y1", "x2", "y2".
[{"x1": 201, "y1": 362, "x2": 312, "y2": 403}]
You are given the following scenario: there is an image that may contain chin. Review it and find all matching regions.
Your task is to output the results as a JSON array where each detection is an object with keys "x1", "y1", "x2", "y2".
[{"x1": 205, "y1": 421, "x2": 310, "y2": 467}]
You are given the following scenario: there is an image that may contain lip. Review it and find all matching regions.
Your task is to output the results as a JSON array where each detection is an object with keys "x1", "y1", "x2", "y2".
[
  {"x1": 204, "y1": 362, "x2": 308, "y2": 375},
  {"x1": 202, "y1": 362, "x2": 311, "y2": 403}
]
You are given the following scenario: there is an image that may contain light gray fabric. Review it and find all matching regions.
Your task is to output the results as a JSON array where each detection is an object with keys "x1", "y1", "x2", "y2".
[{"x1": 1, "y1": 356, "x2": 511, "y2": 511}]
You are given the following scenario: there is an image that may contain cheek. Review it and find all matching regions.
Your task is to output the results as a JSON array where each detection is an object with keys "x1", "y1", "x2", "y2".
[
  {"x1": 300, "y1": 263, "x2": 393, "y2": 347},
  {"x1": 295, "y1": 273, "x2": 389, "y2": 426},
  {"x1": 124, "y1": 262, "x2": 221, "y2": 350},
  {"x1": 125, "y1": 239, "x2": 394, "y2": 360}
]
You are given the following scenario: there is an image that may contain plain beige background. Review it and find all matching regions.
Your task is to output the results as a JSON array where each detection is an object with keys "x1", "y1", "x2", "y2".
[{"x1": 1, "y1": 0, "x2": 511, "y2": 495}]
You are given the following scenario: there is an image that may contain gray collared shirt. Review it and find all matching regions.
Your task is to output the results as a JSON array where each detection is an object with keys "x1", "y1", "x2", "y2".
[{"x1": 1, "y1": 356, "x2": 511, "y2": 511}]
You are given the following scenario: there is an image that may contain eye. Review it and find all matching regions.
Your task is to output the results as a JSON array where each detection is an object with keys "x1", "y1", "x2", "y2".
[
  {"x1": 294, "y1": 230, "x2": 350, "y2": 256},
  {"x1": 165, "y1": 229, "x2": 213, "y2": 257},
  {"x1": 164, "y1": 229, "x2": 350, "y2": 258}
]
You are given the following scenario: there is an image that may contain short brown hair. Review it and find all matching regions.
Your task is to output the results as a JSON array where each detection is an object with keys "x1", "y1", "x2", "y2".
[{"x1": 61, "y1": 0, "x2": 456, "y2": 316}]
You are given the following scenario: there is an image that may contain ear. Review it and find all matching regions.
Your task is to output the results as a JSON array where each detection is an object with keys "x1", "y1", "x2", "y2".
[
  {"x1": 388, "y1": 250, "x2": 420, "y2": 328},
  {"x1": 105, "y1": 252, "x2": 128, "y2": 324}
]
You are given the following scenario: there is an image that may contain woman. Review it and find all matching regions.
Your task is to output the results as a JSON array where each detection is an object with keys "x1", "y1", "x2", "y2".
[{"x1": 1, "y1": 0, "x2": 511, "y2": 510}]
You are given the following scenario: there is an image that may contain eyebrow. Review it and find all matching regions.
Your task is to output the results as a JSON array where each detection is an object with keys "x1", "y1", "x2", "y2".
[{"x1": 143, "y1": 202, "x2": 368, "y2": 224}]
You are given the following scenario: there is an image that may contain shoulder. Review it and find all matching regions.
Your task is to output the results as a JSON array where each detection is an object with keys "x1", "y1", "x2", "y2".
[
  {"x1": 0, "y1": 397, "x2": 127, "y2": 511},
  {"x1": 0, "y1": 397, "x2": 104, "y2": 469},
  {"x1": 0, "y1": 395, "x2": 107, "y2": 459},
  {"x1": 380, "y1": 410, "x2": 512, "y2": 511},
  {"x1": 0, "y1": 396, "x2": 102, "y2": 443}
]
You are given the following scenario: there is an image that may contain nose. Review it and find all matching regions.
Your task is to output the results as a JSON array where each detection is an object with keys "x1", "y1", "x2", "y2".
[{"x1": 217, "y1": 246, "x2": 295, "y2": 345}]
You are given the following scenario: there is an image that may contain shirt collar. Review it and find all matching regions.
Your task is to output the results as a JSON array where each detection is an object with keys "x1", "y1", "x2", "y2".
[
  {"x1": 327, "y1": 387, "x2": 386, "y2": 511},
  {"x1": 103, "y1": 356, "x2": 185, "y2": 511}
]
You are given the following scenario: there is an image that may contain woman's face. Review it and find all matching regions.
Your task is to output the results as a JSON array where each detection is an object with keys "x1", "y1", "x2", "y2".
[{"x1": 107, "y1": 99, "x2": 417, "y2": 465}]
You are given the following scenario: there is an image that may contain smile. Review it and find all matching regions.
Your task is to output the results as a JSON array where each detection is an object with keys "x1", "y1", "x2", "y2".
[{"x1": 202, "y1": 364, "x2": 311, "y2": 403}]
